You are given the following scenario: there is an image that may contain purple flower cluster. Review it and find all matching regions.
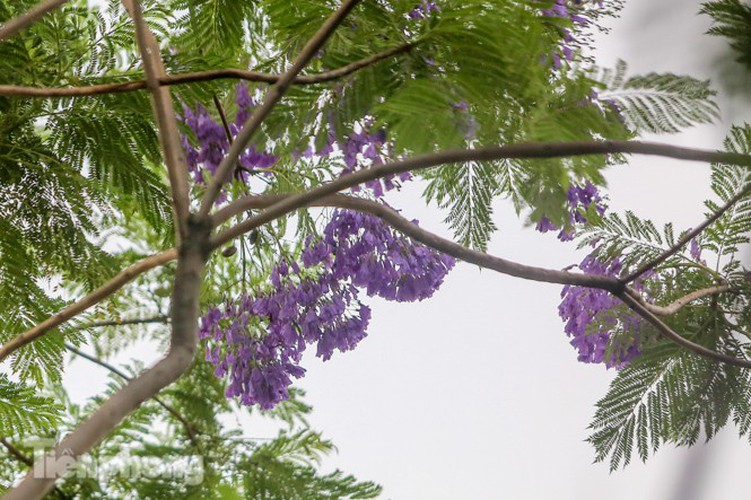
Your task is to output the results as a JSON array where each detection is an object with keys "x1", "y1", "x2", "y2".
[
  {"x1": 535, "y1": 181, "x2": 607, "y2": 241},
  {"x1": 180, "y1": 84, "x2": 278, "y2": 193},
  {"x1": 302, "y1": 123, "x2": 410, "y2": 198},
  {"x1": 558, "y1": 253, "x2": 643, "y2": 368},
  {"x1": 201, "y1": 209, "x2": 455, "y2": 408},
  {"x1": 408, "y1": 1, "x2": 440, "y2": 20}
]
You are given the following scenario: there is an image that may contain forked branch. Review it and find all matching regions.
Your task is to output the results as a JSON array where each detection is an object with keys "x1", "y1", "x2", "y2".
[
  {"x1": 623, "y1": 185, "x2": 751, "y2": 283},
  {"x1": 123, "y1": 0, "x2": 190, "y2": 238}
]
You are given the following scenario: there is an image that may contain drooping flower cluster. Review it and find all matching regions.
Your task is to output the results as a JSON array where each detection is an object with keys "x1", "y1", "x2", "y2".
[
  {"x1": 535, "y1": 181, "x2": 607, "y2": 241},
  {"x1": 201, "y1": 209, "x2": 456, "y2": 408},
  {"x1": 558, "y1": 254, "x2": 644, "y2": 368}
]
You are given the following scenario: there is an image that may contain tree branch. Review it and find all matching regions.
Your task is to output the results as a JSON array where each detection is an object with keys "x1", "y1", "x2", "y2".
[
  {"x1": 5, "y1": 220, "x2": 210, "y2": 499},
  {"x1": 76, "y1": 315, "x2": 169, "y2": 330},
  {"x1": 629, "y1": 284, "x2": 731, "y2": 316},
  {"x1": 211, "y1": 140, "x2": 751, "y2": 250},
  {"x1": 216, "y1": 193, "x2": 751, "y2": 369},
  {"x1": 215, "y1": 193, "x2": 623, "y2": 291},
  {"x1": 65, "y1": 343, "x2": 199, "y2": 446},
  {"x1": 0, "y1": 249, "x2": 177, "y2": 364},
  {"x1": 618, "y1": 291, "x2": 751, "y2": 369},
  {"x1": 123, "y1": 0, "x2": 190, "y2": 239},
  {"x1": 0, "y1": 44, "x2": 413, "y2": 98},
  {"x1": 622, "y1": 185, "x2": 751, "y2": 283},
  {"x1": 0, "y1": 438, "x2": 32, "y2": 467},
  {"x1": 0, "y1": 439, "x2": 70, "y2": 499},
  {"x1": 0, "y1": 0, "x2": 68, "y2": 41},
  {"x1": 5, "y1": 140, "x2": 751, "y2": 367},
  {"x1": 197, "y1": 0, "x2": 364, "y2": 216}
]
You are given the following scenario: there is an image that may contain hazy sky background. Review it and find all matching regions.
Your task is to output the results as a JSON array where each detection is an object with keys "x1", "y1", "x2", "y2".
[{"x1": 63, "y1": 1, "x2": 751, "y2": 498}]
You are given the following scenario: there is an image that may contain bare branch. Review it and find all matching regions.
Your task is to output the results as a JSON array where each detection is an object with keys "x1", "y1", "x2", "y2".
[
  {"x1": 198, "y1": 0, "x2": 364, "y2": 216},
  {"x1": 215, "y1": 193, "x2": 623, "y2": 291},
  {"x1": 630, "y1": 284, "x2": 731, "y2": 316},
  {"x1": 76, "y1": 315, "x2": 169, "y2": 330},
  {"x1": 618, "y1": 291, "x2": 751, "y2": 369},
  {"x1": 0, "y1": 250, "x2": 177, "y2": 364},
  {"x1": 0, "y1": 0, "x2": 68, "y2": 41},
  {"x1": 0, "y1": 44, "x2": 412, "y2": 98},
  {"x1": 65, "y1": 344, "x2": 199, "y2": 446},
  {"x1": 211, "y1": 140, "x2": 751, "y2": 250},
  {"x1": 0, "y1": 438, "x2": 32, "y2": 467},
  {"x1": 622, "y1": 186, "x2": 751, "y2": 283},
  {"x1": 213, "y1": 95, "x2": 234, "y2": 144},
  {"x1": 122, "y1": 0, "x2": 190, "y2": 238}
]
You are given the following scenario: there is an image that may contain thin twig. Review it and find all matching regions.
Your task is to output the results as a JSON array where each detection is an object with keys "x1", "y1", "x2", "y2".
[
  {"x1": 198, "y1": 0, "x2": 364, "y2": 216},
  {"x1": 0, "y1": 44, "x2": 413, "y2": 98},
  {"x1": 124, "y1": 0, "x2": 190, "y2": 239},
  {"x1": 211, "y1": 140, "x2": 751, "y2": 249},
  {"x1": 622, "y1": 185, "x2": 751, "y2": 283},
  {"x1": 0, "y1": 438, "x2": 33, "y2": 466},
  {"x1": 213, "y1": 95, "x2": 233, "y2": 144},
  {"x1": 76, "y1": 315, "x2": 169, "y2": 330},
  {"x1": 0, "y1": 249, "x2": 177, "y2": 363},
  {"x1": 0, "y1": 0, "x2": 68, "y2": 41},
  {"x1": 618, "y1": 291, "x2": 751, "y2": 369},
  {"x1": 65, "y1": 344, "x2": 199, "y2": 446},
  {"x1": 631, "y1": 284, "x2": 731, "y2": 316}
]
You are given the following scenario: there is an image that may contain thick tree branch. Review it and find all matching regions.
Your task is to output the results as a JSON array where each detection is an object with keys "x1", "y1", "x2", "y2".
[
  {"x1": 0, "y1": 0, "x2": 68, "y2": 41},
  {"x1": 630, "y1": 284, "x2": 731, "y2": 316},
  {"x1": 622, "y1": 186, "x2": 751, "y2": 283},
  {"x1": 0, "y1": 250, "x2": 177, "y2": 364},
  {"x1": 618, "y1": 291, "x2": 751, "y2": 369},
  {"x1": 65, "y1": 344, "x2": 199, "y2": 446},
  {"x1": 5, "y1": 221, "x2": 210, "y2": 499},
  {"x1": 123, "y1": 0, "x2": 190, "y2": 239},
  {"x1": 0, "y1": 44, "x2": 413, "y2": 98},
  {"x1": 198, "y1": 0, "x2": 364, "y2": 216},
  {"x1": 211, "y1": 140, "x2": 751, "y2": 250}
]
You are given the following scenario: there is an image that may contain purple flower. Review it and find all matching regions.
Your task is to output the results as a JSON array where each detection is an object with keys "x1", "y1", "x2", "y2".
[
  {"x1": 201, "y1": 209, "x2": 455, "y2": 408},
  {"x1": 535, "y1": 181, "x2": 607, "y2": 240},
  {"x1": 409, "y1": 1, "x2": 440, "y2": 19},
  {"x1": 558, "y1": 254, "x2": 645, "y2": 368}
]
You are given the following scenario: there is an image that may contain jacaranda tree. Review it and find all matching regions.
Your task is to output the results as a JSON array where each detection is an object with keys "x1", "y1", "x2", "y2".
[{"x1": 2, "y1": 0, "x2": 751, "y2": 497}]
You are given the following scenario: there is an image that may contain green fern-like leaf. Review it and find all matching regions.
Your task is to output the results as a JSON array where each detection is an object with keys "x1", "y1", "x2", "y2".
[
  {"x1": 701, "y1": 0, "x2": 751, "y2": 68},
  {"x1": 0, "y1": 375, "x2": 62, "y2": 437},
  {"x1": 597, "y1": 60, "x2": 720, "y2": 134}
]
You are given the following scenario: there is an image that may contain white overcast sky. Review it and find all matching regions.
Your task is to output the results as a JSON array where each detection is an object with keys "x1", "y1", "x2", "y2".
[{"x1": 63, "y1": 1, "x2": 751, "y2": 499}]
